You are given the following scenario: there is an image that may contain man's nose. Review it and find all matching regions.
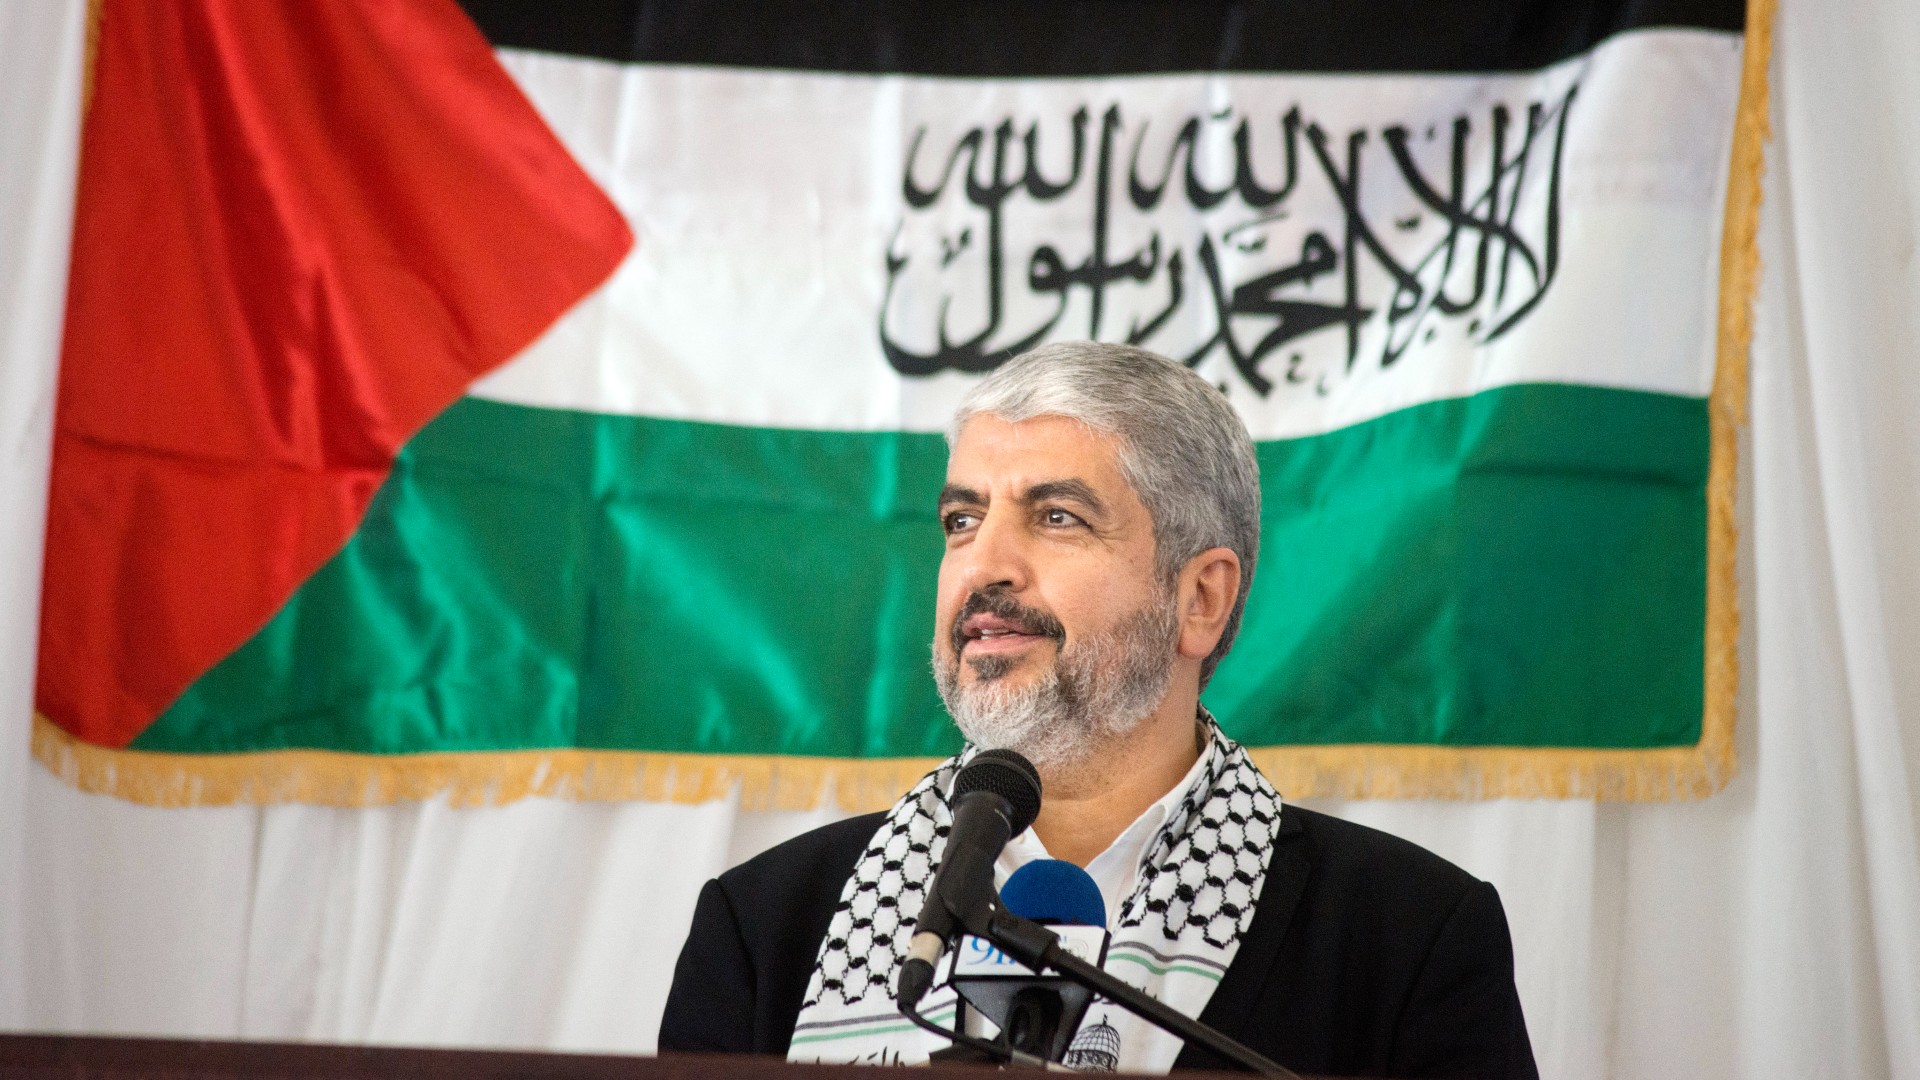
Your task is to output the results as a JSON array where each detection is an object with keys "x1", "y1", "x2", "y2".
[{"x1": 955, "y1": 507, "x2": 1031, "y2": 595}]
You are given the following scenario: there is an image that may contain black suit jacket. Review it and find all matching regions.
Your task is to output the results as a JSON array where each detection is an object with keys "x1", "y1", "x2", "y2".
[{"x1": 660, "y1": 804, "x2": 1537, "y2": 1079}]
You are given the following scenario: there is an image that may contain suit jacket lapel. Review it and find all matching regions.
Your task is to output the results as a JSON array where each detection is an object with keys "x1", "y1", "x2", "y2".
[{"x1": 1173, "y1": 804, "x2": 1310, "y2": 1070}]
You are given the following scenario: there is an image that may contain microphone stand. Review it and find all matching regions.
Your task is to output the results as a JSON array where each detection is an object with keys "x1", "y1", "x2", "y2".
[
  {"x1": 901, "y1": 992, "x2": 1053, "y2": 1070},
  {"x1": 965, "y1": 902, "x2": 1303, "y2": 1079}
]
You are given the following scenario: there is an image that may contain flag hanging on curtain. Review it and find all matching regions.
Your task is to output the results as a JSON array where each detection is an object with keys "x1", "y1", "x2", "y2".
[{"x1": 34, "y1": 0, "x2": 1769, "y2": 807}]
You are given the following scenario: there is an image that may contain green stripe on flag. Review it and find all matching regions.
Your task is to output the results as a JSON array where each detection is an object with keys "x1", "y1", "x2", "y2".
[
  {"x1": 1211, "y1": 383, "x2": 1709, "y2": 749},
  {"x1": 135, "y1": 383, "x2": 1706, "y2": 756}
]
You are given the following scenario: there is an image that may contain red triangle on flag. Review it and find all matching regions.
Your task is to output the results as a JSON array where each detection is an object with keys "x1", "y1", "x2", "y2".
[{"x1": 38, "y1": 0, "x2": 633, "y2": 748}]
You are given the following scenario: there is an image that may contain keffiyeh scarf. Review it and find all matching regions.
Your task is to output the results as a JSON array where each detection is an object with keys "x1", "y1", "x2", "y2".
[{"x1": 788, "y1": 715, "x2": 1283, "y2": 1073}]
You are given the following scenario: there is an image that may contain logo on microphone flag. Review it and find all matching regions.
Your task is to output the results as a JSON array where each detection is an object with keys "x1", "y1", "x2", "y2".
[{"x1": 34, "y1": 0, "x2": 1771, "y2": 807}]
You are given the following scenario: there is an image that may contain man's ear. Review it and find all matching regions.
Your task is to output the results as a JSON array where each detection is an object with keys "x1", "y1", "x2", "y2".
[{"x1": 1175, "y1": 547, "x2": 1241, "y2": 661}]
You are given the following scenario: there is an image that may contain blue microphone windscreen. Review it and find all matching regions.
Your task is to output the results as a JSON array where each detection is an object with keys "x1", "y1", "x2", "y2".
[{"x1": 1001, "y1": 859, "x2": 1107, "y2": 927}]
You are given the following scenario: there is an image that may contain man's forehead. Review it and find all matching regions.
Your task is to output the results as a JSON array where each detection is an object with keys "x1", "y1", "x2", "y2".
[{"x1": 945, "y1": 413, "x2": 1126, "y2": 492}]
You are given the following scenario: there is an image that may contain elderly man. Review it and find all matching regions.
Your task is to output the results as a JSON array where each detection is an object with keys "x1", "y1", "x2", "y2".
[{"x1": 660, "y1": 343, "x2": 1537, "y2": 1078}]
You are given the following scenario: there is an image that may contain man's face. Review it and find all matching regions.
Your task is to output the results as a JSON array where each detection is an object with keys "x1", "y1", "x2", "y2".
[{"x1": 933, "y1": 414, "x2": 1179, "y2": 767}]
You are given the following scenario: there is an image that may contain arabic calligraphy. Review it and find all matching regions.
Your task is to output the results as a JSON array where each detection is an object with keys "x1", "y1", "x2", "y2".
[{"x1": 879, "y1": 86, "x2": 1577, "y2": 396}]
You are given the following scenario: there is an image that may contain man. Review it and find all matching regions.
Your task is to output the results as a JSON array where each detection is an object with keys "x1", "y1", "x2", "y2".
[{"x1": 660, "y1": 343, "x2": 1537, "y2": 1078}]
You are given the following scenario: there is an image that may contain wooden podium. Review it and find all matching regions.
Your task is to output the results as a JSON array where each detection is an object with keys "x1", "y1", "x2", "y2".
[{"x1": 0, "y1": 1034, "x2": 1287, "y2": 1080}]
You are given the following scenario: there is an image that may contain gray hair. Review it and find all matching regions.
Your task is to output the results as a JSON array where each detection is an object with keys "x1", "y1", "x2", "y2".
[{"x1": 948, "y1": 342, "x2": 1261, "y2": 685}]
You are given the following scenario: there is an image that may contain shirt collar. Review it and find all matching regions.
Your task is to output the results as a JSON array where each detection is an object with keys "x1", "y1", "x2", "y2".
[{"x1": 995, "y1": 720, "x2": 1217, "y2": 924}]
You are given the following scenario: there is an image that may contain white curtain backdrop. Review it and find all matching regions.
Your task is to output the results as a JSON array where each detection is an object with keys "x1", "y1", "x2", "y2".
[
  {"x1": 2, "y1": 2, "x2": 1916, "y2": 1077},
  {"x1": 0, "y1": 0, "x2": 88, "y2": 1035}
]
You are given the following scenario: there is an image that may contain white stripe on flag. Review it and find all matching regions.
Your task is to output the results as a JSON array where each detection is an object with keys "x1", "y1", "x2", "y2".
[{"x1": 476, "y1": 29, "x2": 1740, "y2": 438}]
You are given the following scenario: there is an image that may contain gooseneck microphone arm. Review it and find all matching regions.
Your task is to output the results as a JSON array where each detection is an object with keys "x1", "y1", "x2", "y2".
[
  {"x1": 896, "y1": 749, "x2": 1045, "y2": 1012},
  {"x1": 976, "y1": 907, "x2": 1302, "y2": 1079},
  {"x1": 894, "y1": 788, "x2": 1011, "y2": 1009}
]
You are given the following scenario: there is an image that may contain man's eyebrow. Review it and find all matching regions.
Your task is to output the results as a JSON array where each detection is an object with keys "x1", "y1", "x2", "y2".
[
  {"x1": 1022, "y1": 479, "x2": 1106, "y2": 514},
  {"x1": 938, "y1": 483, "x2": 985, "y2": 509}
]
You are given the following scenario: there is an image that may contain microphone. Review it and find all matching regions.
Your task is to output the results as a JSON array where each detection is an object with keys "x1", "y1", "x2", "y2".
[
  {"x1": 999, "y1": 858, "x2": 1106, "y2": 926},
  {"x1": 895, "y1": 749, "x2": 1042, "y2": 1010},
  {"x1": 951, "y1": 859, "x2": 1109, "y2": 1062},
  {"x1": 899, "y1": 770, "x2": 1297, "y2": 1077}
]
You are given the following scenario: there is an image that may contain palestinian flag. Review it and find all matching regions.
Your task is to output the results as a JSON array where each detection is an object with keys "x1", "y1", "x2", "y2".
[{"x1": 33, "y1": 0, "x2": 1769, "y2": 808}]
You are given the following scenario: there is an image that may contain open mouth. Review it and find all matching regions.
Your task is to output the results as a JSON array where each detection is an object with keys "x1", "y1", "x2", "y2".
[
  {"x1": 960, "y1": 612, "x2": 1050, "y2": 653},
  {"x1": 949, "y1": 590, "x2": 1065, "y2": 658}
]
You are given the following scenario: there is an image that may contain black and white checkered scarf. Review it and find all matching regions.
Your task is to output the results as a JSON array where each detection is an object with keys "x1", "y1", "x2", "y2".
[{"x1": 788, "y1": 712, "x2": 1283, "y2": 1072}]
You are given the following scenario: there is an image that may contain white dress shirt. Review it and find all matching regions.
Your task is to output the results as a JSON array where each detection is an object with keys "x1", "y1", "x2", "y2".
[{"x1": 991, "y1": 734, "x2": 1215, "y2": 925}]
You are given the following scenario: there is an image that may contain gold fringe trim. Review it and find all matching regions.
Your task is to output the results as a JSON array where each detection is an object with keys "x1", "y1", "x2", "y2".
[
  {"x1": 32, "y1": 714, "x2": 941, "y2": 813},
  {"x1": 30, "y1": 2, "x2": 1775, "y2": 811},
  {"x1": 1719, "y1": 0, "x2": 1775, "y2": 434},
  {"x1": 1249, "y1": 741, "x2": 1731, "y2": 802},
  {"x1": 32, "y1": 714, "x2": 1734, "y2": 810}
]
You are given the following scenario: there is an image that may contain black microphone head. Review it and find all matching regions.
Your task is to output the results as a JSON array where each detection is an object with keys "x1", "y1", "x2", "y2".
[{"x1": 954, "y1": 749, "x2": 1043, "y2": 835}]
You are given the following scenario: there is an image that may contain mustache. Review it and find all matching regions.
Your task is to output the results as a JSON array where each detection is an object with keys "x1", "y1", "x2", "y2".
[{"x1": 949, "y1": 587, "x2": 1066, "y2": 655}]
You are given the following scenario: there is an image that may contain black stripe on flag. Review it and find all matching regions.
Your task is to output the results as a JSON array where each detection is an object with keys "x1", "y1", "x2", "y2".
[{"x1": 459, "y1": 0, "x2": 1743, "y2": 76}]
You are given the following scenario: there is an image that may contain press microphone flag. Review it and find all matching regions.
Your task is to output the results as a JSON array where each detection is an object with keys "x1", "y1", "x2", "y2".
[
  {"x1": 950, "y1": 859, "x2": 1109, "y2": 1062},
  {"x1": 895, "y1": 749, "x2": 1042, "y2": 1010}
]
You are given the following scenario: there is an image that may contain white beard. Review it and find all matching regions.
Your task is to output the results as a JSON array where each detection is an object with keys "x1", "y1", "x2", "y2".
[{"x1": 934, "y1": 598, "x2": 1180, "y2": 771}]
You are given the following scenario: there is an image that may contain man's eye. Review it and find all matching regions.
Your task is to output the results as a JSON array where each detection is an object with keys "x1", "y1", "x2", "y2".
[
  {"x1": 943, "y1": 511, "x2": 979, "y2": 534},
  {"x1": 1042, "y1": 508, "x2": 1082, "y2": 527}
]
